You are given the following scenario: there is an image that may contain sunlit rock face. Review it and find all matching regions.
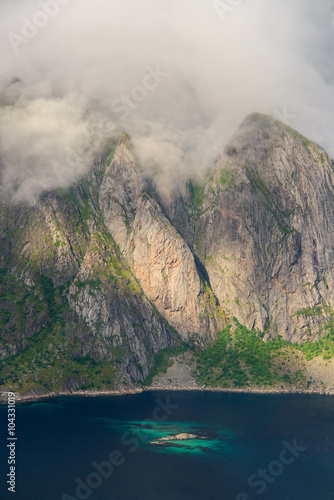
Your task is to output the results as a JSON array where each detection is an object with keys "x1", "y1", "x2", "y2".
[
  {"x1": 193, "y1": 113, "x2": 334, "y2": 342},
  {"x1": 100, "y1": 133, "x2": 225, "y2": 345},
  {"x1": 2, "y1": 112, "x2": 334, "y2": 393}
]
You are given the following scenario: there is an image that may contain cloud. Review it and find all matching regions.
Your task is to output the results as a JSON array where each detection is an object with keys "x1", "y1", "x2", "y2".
[
  {"x1": 1, "y1": 0, "x2": 334, "y2": 201},
  {"x1": 0, "y1": 92, "x2": 115, "y2": 202}
]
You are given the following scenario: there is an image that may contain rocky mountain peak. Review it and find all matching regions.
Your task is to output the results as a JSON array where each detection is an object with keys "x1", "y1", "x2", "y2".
[
  {"x1": 195, "y1": 113, "x2": 334, "y2": 341},
  {"x1": 1, "y1": 112, "x2": 334, "y2": 394}
]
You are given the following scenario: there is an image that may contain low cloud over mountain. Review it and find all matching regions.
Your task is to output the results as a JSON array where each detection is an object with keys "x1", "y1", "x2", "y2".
[{"x1": 1, "y1": 0, "x2": 334, "y2": 201}]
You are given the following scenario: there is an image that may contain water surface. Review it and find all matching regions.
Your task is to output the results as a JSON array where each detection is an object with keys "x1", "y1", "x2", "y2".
[{"x1": 1, "y1": 391, "x2": 334, "y2": 499}]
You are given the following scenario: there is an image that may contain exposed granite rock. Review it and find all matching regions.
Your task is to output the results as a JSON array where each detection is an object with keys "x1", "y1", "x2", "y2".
[
  {"x1": 194, "y1": 113, "x2": 334, "y2": 342},
  {"x1": 0, "y1": 149, "x2": 178, "y2": 389},
  {"x1": 100, "y1": 134, "x2": 225, "y2": 345},
  {"x1": 2, "y1": 113, "x2": 334, "y2": 394},
  {"x1": 67, "y1": 231, "x2": 176, "y2": 382},
  {"x1": 150, "y1": 433, "x2": 201, "y2": 444}
]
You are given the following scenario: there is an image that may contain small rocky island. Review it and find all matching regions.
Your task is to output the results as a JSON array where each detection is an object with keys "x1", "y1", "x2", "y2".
[{"x1": 150, "y1": 432, "x2": 207, "y2": 447}]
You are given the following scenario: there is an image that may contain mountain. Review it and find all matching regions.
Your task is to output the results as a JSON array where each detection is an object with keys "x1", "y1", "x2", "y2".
[
  {"x1": 1, "y1": 112, "x2": 334, "y2": 396},
  {"x1": 195, "y1": 113, "x2": 334, "y2": 342}
]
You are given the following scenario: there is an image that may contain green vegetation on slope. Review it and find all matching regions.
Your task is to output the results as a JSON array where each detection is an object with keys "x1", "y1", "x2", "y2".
[
  {"x1": 278, "y1": 122, "x2": 315, "y2": 151},
  {"x1": 0, "y1": 269, "x2": 117, "y2": 393},
  {"x1": 294, "y1": 304, "x2": 334, "y2": 360},
  {"x1": 196, "y1": 319, "x2": 305, "y2": 388},
  {"x1": 300, "y1": 330, "x2": 334, "y2": 361},
  {"x1": 187, "y1": 181, "x2": 205, "y2": 220}
]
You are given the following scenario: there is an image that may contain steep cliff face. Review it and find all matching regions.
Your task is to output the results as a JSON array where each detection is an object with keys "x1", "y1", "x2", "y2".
[
  {"x1": 1, "y1": 112, "x2": 334, "y2": 395},
  {"x1": 194, "y1": 113, "x2": 334, "y2": 342},
  {"x1": 100, "y1": 134, "x2": 225, "y2": 344},
  {"x1": 0, "y1": 149, "x2": 178, "y2": 391}
]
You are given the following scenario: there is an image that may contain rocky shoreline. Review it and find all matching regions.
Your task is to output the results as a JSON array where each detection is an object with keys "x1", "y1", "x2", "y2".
[
  {"x1": 2, "y1": 350, "x2": 334, "y2": 403},
  {"x1": 1, "y1": 383, "x2": 333, "y2": 404},
  {"x1": 0, "y1": 388, "x2": 143, "y2": 403},
  {"x1": 146, "y1": 385, "x2": 334, "y2": 395}
]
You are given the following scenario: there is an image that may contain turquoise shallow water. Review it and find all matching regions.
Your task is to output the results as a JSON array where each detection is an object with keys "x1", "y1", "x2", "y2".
[
  {"x1": 104, "y1": 418, "x2": 237, "y2": 455},
  {"x1": 1, "y1": 391, "x2": 334, "y2": 499}
]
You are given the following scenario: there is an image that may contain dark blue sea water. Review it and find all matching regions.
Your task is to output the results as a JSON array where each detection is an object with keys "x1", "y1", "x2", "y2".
[{"x1": 1, "y1": 391, "x2": 334, "y2": 500}]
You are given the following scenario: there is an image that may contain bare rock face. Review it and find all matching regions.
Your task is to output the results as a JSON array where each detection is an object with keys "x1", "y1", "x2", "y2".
[
  {"x1": 100, "y1": 134, "x2": 225, "y2": 344},
  {"x1": 66, "y1": 232, "x2": 175, "y2": 382},
  {"x1": 0, "y1": 152, "x2": 178, "y2": 388},
  {"x1": 194, "y1": 113, "x2": 334, "y2": 342},
  {"x1": 2, "y1": 112, "x2": 334, "y2": 394}
]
